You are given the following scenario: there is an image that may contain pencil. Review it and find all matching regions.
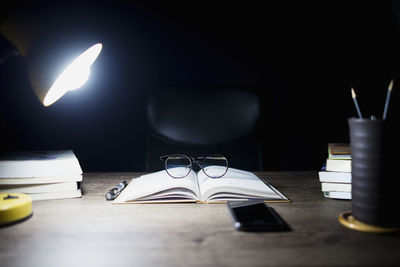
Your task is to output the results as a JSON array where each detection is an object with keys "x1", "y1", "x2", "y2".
[
  {"x1": 382, "y1": 79, "x2": 393, "y2": 120},
  {"x1": 351, "y1": 87, "x2": 363, "y2": 119}
]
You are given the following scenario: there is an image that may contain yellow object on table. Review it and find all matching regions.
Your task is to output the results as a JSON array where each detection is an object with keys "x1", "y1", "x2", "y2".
[
  {"x1": 0, "y1": 193, "x2": 32, "y2": 226},
  {"x1": 339, "y1": 211, "x2": 400, "y2": 234}
]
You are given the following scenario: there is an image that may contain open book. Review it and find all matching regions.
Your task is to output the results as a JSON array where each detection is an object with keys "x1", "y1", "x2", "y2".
[{"x1": 113, "y1": 167, "x2": 289, "y2": 204}]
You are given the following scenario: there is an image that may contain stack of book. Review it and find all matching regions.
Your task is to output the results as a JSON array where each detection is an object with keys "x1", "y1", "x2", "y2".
[
  {"x1": 0, "y1": 150, "x2": 83, "y2": 201},
  {"x1": 319, "y1": 143, "x2": 351, "y2": 200}
]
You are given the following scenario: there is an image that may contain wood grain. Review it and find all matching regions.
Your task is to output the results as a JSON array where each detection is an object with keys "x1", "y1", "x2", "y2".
[{"x1": 1, "y1": 172, "x2": 399, "y2": 267}]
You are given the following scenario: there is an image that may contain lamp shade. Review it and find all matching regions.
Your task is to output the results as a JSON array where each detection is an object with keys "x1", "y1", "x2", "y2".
[
  {"x1": 0, "y1": 14, "x2": 102, "y2": 106},
  {"x1": 26, "y1": 39, "x2": 102, "y2": 106}
]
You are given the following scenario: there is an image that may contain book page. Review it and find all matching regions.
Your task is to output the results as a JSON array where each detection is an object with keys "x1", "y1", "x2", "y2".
[
  {"x1": 129, "y1": 188, "x2": 199, "y2": 203},
  {"x1": 0, "y1": 181, "x2": 78, "y2": 194},
  {"x1": 113, "y1": 169, "x2": 200, "y2": 203},
  {"x1": 29, "y1": 189, "x2": 82, "y2": 201},
  {"x1": 197, "y1": 167, "x2": 286, "y2": 202}
]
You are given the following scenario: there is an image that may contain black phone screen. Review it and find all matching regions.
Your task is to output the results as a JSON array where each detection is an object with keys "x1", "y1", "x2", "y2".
[{"x1": 227, "y1": 201, "x2": 290, "y2": 231}]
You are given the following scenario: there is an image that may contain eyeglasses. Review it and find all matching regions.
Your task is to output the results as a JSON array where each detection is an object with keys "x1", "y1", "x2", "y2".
[{"x1": 160, "y1": 154, "x2": 229, "y2": 178}]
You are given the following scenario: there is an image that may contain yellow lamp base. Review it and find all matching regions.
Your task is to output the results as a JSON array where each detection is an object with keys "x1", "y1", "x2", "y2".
[
  {"x1": 339, "y1": 211, "x2": 400, "y2": 234},
  {"x1": 0, "y1": 193, "x2": 32, "y2": 227}
]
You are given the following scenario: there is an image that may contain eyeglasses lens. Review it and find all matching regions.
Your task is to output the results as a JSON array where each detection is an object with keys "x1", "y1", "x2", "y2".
[
  {"x1": 166, "y1": 155, "x2": 192, "y2": 178},
  {"x1": 202, "y1": 155, "x2": 228, "y2": 178}
]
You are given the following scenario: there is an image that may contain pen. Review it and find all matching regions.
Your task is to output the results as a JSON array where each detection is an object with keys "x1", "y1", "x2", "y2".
[
  {"x1": 382, "y1": 79, "x2": 393, "y2": 120},
  {"x1": 351, "y1": 87, "x2": 363, "y2": 119},
  {"x1": 105, "y1": 181, "x2": 128, "y2": 200}
]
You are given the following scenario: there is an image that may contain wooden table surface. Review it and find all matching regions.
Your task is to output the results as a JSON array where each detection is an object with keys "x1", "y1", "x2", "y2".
[{"x1": 1, "y1": 172, "x2": 400, "y2": 267}]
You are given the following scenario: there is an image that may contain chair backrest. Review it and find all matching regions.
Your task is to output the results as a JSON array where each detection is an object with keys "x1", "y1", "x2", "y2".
[{"x1": 146, "y1": 88, "x2": 262, "y2": 172}]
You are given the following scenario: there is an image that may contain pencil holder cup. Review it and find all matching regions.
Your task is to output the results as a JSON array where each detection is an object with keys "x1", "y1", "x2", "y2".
[{"x1": 348, "y1": 118, "x2": 400, "y2": 228}]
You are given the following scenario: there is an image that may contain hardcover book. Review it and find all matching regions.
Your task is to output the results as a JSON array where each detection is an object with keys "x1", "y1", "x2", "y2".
[
  {"x1": 326, "y1": 159, "x2": 351, "y2": 172},
  {"x1": 318, "y1": 171, "x2": 351, "y2": 183},
  {"x1": 328, "y1": 143, "x2": 351, "y2": 160},
  {"x1": 0, "y1": 150, "x2": 82, "y2": 178},
  {"x1": 321, "y1": 182, "x2": 351, "y2": 192},
  {"x1": 323, "y1": 191, "x2": 351, "y2": 200},
  {"x1": 0, "y1": 181, "x2": 78, "y2": 194}
]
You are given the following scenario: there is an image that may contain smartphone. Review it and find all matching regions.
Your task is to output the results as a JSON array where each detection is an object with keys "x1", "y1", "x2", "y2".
[{"x1": 227, "y1": 201, "x2": 290, "y2": 232}]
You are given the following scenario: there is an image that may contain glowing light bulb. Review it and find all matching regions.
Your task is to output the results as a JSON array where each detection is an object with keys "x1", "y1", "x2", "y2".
[{"x1": 43, "y1": 43, "x2": 102, "y2": 107}]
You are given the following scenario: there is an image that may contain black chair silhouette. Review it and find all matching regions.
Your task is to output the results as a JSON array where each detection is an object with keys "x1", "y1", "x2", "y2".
[{"x1": 145, "y1": 88, "x2": 262, "y2": 172}]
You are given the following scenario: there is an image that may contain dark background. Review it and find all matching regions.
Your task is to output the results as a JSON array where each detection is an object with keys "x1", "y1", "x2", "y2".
[{"x1": 1, "y1": 1, "x2": 399, "y2": 171}]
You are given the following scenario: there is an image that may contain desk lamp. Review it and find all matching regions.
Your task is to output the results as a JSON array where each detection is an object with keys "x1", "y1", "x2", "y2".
[{"x1": 0, "y1": 14, "x2": 102, "y2": 106}]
